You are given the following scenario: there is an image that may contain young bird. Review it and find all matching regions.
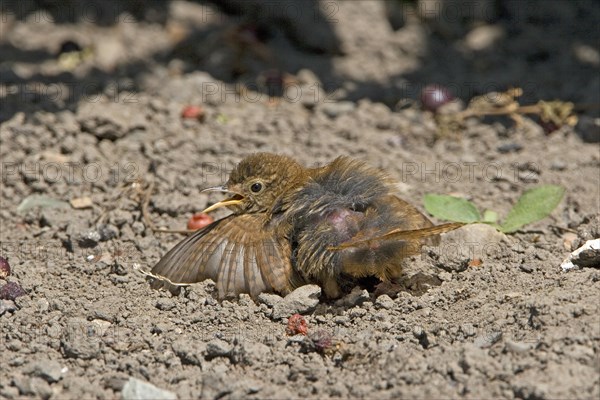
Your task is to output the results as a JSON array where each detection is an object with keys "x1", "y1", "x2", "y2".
[{"x1": 148, "y1": 153, "x2": 461, "y2": 299}]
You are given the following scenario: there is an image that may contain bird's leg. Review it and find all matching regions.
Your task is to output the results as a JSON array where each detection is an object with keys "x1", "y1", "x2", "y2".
[{"x1": 322, "y1": 275, "x2": 342, "y2": 299}]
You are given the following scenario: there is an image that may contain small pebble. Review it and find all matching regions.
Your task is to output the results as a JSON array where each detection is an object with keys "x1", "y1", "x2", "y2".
[
  {"x1": 550, "y1": 160, "x2": 567, "y2": 171},
  {"x1": 375, "y1": 294, "x2": 395, "y2": 309},
  {"x1": 121, "y1": 377, "x2": 177, "y2": 400},
  {"x1": 155, "y1": 298, "x2": 176, "y2": 311},
  {"x1": 0, "y1": 299, "x2": 17, "y2": 315},
  {"x1": 519, "y1": 264, "x2": 534, "y2": 273},
  {"x1": 25, "y1": 360, "x2": 64, "y2": 383},
  {"x1": 321, "y1": 101, "x2": 356, "y2": 118},
  {"x1": 505, "y1": 340, "x2": 533, "y2": 353},
  {"x1": 205, "y1": 339, "x2": 232, "y2": 358},
  {"x1": 474, "y1": 330, "x2": 503, "y2": 348},
  {"x1": 271, "y1": 285, "x2": 321, "y2": 320},
  {"x1": 497, "y1": 143, "x2": 523, "y2": 153},
  {"x1": 335, "y1": 286, "x2": 370, "y2": 307}
]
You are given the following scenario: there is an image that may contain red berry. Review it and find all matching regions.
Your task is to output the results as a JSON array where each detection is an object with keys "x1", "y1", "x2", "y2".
[
  {"x1": 286, "y1": 313, "x2": 308, "y2": 336},
  {"x1": 420, "y1": 84, "x2": 455, "y2": 112},
  {"x1": 0, "y1": 257, "x2": 10, "y2": 279},
  {"x1": 539, "y1": 120, "x2": 559, "y2": 134},
  {"x1": 181, "y1": 105, "x2": 205, "y2": 121},
  {"x1": 187, "y1": 213, "x2": 214, "y2": 231},
  {"x1": 0, "y1": 282, "x2": 26, "y2": 301}
]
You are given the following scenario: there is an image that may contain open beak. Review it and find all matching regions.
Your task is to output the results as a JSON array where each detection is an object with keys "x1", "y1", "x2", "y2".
[{"x1": 201, "y1": 185, "x2": 245, "y2": 213}]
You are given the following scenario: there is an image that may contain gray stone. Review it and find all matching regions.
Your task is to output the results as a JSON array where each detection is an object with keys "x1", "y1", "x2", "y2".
[
  {"x1": 294, "y1": 69, "x2": 325, "y2": 109},
  {"x1": 94, "y1": 36, "x2": 126, "y2": 71},
  {"x1": 412, "y1": 325, "x2": 431, "y2": 348},
  {"x1": 121, "y1": 377, "x2": 177, "y2": 400},
  {"x1": 200, "y1": 372, "x2": 233, "y2": 400},
  {"x1": 171, "y1": 339, "x2": 206, "y2": 366},
  {"x1": 77, "y1": 101, "x2": 146, "y2": 140},
  {"x1": 0, "y1": 385, "x2": 19, "y2": 399},
  {"x1": 474, "y1": 330, "x2": 503, "y2": 348},
  {"x1": 0, "y1": 299, "x2": 16, "y2": 315},
  {"x1": 257, "y1": 292, "x2": 283, "y2": 307},
  {"x1": 576, "y1": 116, "x2": 600, "y2": 143},
  {"x1": 335, "y1": 286, "x2": 370, "y2": 307},
  {"x1": 13, "y1": 376, "x2": 52, "y2": 399},
  {"x1": 505, "y1": 340, "x2": 534, "y2": 353},
  {"x1": 550, "y1": 160, "x2": 567, "y2": 171},
  {"x1": 60, "y1": 318, "x2": 102, "y2": 359},
  {"x1": 76, "y1": 224, "x2": 119, "y2": 247},
  {"x1": 497, "y1": 142, "x2": 523, "y2": 153},
  {"x1": 25, "y1": 359, "x2": 64, "y2": 383},
  {"x1": 464, "y1": 24, "x2": 505, "y2": 51},
  {"x1": 237, "y1": 341, "x2": 271, "y2": 365},
  {"x1": 296, "y1": 69, "x2": 322, "y2": 86},
  {"x1": 375, "y1": 294, "x2": 395, "y2": 310},
  {"x1": 321, "y1": 101, "x2": 356, "y2": 118},
  {"x1": 519, "y1": 264, "x2": 534, "y2": 273},
  {"x1": 459, "y1": 343, "x2": 493, "y2": 371},
  {"x1": 271, "y1": 285, "x2": 321, "y2": 319},
  {"x1": 155, "y1": 298, "x2": 177, "y2": 311},
  {"x1": 39, "y1": 207, "x2": 73, "y2": 229},
  {"x1": 205, "y1": 339, "x2": 232, "y2": 359},
  {"x1": 432, "y1": 223, "x2": 510, "y2": 269}
]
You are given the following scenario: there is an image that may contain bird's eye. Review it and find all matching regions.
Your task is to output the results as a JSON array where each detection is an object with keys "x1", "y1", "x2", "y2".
[{"x1": 250, "y1": 182, "x2": 263, "y2": 193}]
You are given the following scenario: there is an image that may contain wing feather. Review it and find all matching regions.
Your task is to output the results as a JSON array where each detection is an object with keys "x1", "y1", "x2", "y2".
[
  {"x1": 216, "y1": 238, "x2": 236, "y2": 298},
  {"x1": 148, "y1": 214, "x2": 294, "y2": 298},
  {"x1": 332, "y1": 195, "x2": 442, "y2": 250},
  {"x1": 328, "y1": 195, "x2": 459, "y2": 280},
  {"x1": 243, "y1": 244, "x2": 266, "y2": 297}
]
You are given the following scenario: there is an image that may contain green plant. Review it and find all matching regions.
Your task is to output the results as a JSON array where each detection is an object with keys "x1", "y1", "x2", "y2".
[{"x1": 424, "y1": 185, "x2": 565, "y2": 233}]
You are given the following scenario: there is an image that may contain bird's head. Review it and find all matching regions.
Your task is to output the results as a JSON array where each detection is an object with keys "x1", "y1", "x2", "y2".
[{"x1": 202, "y1": 153, "x2": 307, "y2": 214}]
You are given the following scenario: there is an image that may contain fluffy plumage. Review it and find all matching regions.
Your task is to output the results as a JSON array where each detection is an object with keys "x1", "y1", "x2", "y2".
[{"x1": 148, "y1": 153, "x2": 459, "y2": 299}]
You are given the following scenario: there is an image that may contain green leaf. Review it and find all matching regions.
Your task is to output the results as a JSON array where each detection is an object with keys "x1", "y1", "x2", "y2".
[
  {"x1": 500, "y1": 185, "x2": 565, "y2": 233},
  {"x1": 17, "y1": 194, "x2": 69, "y2": 214},
  {"x1": 482, "y1": 209, "x2": 498, "y2": 223},
  {"x1": 423, "y1": 194, "x2": 481, "y2": 223}
]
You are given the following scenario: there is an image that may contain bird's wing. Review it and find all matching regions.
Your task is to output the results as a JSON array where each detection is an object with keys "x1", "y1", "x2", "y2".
[
  {"x1": 330, "y1": 196, "x2": 464, "y2": 250},
  {"x1": 330, "y1": 195, "x2": 462, "y2": 250},
  {"x1": 323, "y1": 195, "x2": 462, "y2": 280},
  {"x1": 330, "y1": 222, "x2": 464, "y2": 250},
  {"x1": 146, "y1": 214, "x2": 295, "y2": 299}
]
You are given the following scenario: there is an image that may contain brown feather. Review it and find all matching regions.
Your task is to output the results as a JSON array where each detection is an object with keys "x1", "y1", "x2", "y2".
[
  {"x1": 149, "y1": 214, "x2": 297, "y2": 299},
  {"x1": 148, "y1": 153, "x2": 463, "y2": 300}
]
